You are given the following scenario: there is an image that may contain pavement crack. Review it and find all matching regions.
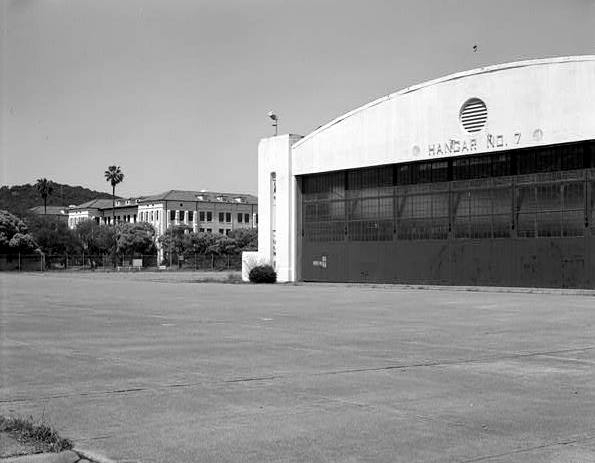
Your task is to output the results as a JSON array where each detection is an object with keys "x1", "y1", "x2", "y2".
[
  {"x1": 314, "y1": 345, "x2": 595, "y2": 377},
  {"x1": 460, "y1": 434, "x2": 595, "y2": 462},
  {"x1": 224, "y1": 375, "x2": 282, "y2": 383},
  {"x1": 2, "y1": 345, "x2": 592, "y2": 404}
]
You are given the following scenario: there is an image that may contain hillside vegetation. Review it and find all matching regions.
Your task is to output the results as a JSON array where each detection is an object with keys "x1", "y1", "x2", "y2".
[{"x1": 0, "y1": 182, "x2": 116, "y2": 217}]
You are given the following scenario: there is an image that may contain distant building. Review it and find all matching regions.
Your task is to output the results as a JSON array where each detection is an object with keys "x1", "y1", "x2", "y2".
[
  {"x1": 29, "y1": 205, "x2": 69, "y2": 222},
  {"x1": 68, "y1": 199, "x2": 115, "y2": 228},
  {"x1": 68, "y1": 190, "x2": 258, "y2": 235}
]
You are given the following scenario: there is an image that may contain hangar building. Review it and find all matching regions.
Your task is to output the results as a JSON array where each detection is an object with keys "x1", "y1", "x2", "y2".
[{"x1": 248, "y1": 56, "x2": 595, "y2": 288}]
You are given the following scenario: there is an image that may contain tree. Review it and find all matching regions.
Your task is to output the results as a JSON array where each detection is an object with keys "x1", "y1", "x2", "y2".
[
  {"x1": 0, "y1": 210, "x2": 38, "y2": 253},
  {"x1": 74, "y1": 220, "x2": 118, "y2": 266},
  {"x1": 157, "y1": 225, "x2": 192, "y2": 264},
  {"x1": 75, "y1": 219, "x2": 100, "y2": 254},
  {"x1": 104, "y1": 165, "x2": 124, "y2": 222},
  {"x1": 228, "y1": 228, "x2": 257, "y2": 251},
  {"x1": 27, "y1": 215, "x2": 78, "y2": 255},
  {"x1": 9, "y1": 233, "x2": 39, "y2": 252},
  {"x1": 116, "y1": 222, "x2": 156, "y2": 256},
  {"x1": 35, "y1": 178, "x2": 54, "y2": 214}
]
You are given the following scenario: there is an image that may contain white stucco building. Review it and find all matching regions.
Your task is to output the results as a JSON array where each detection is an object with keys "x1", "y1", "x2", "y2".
[
  {"x1": 68, "y1": 190, "x2": 257, "y2": 260},
  {"x1": 246, "y1": 56, "x2": 595, "y2": 288}
]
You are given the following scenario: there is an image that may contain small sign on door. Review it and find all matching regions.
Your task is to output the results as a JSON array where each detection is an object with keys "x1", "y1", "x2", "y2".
[{"x1": 313, "y1": 255, "x2": 327, "y2": 269}]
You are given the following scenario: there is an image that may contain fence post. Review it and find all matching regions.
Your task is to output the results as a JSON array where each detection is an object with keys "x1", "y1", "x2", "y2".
[{"x1": 18, "y1": 252, "x2": 21, "y2": 271}]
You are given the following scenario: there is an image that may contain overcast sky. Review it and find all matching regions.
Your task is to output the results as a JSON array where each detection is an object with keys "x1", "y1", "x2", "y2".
[{"x1": 1, "y1": 0, "x2": 594, "y2": 197}]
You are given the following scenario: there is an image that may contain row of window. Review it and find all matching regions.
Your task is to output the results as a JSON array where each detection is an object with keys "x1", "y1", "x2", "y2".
[
  {"x1": 301, "y1": 140, "x2": 595, "y2": 201},
  {"x1": 197, "y1": 228, "x2": 232, "y2": 235},
  {"x1": 303, "y1": 178, "x2": 594, "y2": 241},
  {"x1": 138, "y1": 210, "x2": 252, "y2": 223},
  {"x1": 96, "y1": 215, "x2": 136, "y2": 225}
]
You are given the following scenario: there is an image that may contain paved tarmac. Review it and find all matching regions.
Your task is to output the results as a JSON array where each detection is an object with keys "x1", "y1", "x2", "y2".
[{"x1": 1, "y1": 272, "x2": 594, "y2": 462}]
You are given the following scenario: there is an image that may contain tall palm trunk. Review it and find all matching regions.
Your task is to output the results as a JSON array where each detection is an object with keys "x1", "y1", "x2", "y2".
[{"x1": 112, "y1": 185, "x2": 115, "y2": 223}]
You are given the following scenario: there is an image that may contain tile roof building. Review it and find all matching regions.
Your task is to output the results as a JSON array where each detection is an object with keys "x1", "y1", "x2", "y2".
[
  {"x1": 68, "y1": 190, "x2": 258, "y2": 237},
  {"x1": 29, "y1": 205, "x2": 69, "y2": 221}
]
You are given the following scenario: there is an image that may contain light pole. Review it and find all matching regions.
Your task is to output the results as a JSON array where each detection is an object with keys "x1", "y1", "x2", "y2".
[{"x1": 268, "y1": 110, "x2": 278, "y2": 136}]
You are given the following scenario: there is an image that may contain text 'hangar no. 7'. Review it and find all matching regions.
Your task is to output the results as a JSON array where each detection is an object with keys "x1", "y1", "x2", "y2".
[{"x1": 247, "y1": 56, "x2": 595, "y2": 288}]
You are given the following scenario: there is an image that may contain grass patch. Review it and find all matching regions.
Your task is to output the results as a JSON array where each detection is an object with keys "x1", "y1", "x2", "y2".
[{"x1": 0, "y1": 415, "x2": 73, "y2": 453}]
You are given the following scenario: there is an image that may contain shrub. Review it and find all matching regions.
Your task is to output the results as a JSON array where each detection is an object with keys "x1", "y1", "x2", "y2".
[{"x1": 249, "y1": 264, "x2": 277, "y2": 283}]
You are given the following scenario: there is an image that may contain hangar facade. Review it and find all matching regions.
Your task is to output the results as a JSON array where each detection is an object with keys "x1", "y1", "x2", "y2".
[{"x1": 250, "y1": 56, "x2": 595, "y2": 288}]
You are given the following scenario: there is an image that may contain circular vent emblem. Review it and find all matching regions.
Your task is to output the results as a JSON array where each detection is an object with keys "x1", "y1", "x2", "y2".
[{"x1": 459, "y1": 98, "x2": 487, "y2": 133}]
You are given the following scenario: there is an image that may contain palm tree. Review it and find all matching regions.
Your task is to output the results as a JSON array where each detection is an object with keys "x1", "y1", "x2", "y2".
[
  {"x1": 104, "y1": 165, "x2": 124, "y2": 224},
  {"x1": 35, "y1": 178, "x2": 54, "y2": 214}
]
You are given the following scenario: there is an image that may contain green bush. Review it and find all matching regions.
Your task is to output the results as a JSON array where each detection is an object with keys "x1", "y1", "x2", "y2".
[{"x1": 249, "y1": 265, "x2": 277, "y2": 283}]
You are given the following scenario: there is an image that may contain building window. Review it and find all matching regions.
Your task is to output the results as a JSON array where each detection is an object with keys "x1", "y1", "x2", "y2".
[
  {"x1": 179, "y1": 210, "x2": 185, "y2": 222},
  {"x1": 218, "y1": 212, "x2": 224, "y2": 222},
  {"x1": 170, "y1": 210, "x2": 175, "y2": 221},
  {"x1": 150, "y1": 211, "x2": 154, "y2": 221},
  {"x1": 199, "y1": 228, "x2": 205, "y2": 233},
  {"x1": 225, "y1": 212, "x2": 231, "y2": 222},
  {"x1": 188, "y1": 211, "x2": 194, "y2": 222},
  {"x1": 199, "y1": 211, "x2": 205, "y2": 221},
  {"x1": 225, "y1": 229, "x2": 231, "y2": 236},
  {"x1": 134, "y1": 214, "x2": 137, "y2": 222},
  {"x1": 238, "y1": 213, "x2": 243, "y2": 223},
  {"x1": 206, "y1": 228, "x2": 212, "y2": 233},
  {"x1": 155, "y1": 211, "x2": 158, "y2": 221},
  {"x1": 218, "y1": 228, "x2": 224, "y2": 234},
  {"x1": 244, "y1": 213, "x2": 250, "y2": 223},
  {"x1": 206, "y1": 211, "x2": 212, "y2": 222}
]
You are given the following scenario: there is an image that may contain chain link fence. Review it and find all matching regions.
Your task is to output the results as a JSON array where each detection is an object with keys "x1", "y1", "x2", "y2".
[{"x1": 0, "y1": 253, "x2": 242, "y2": 272}]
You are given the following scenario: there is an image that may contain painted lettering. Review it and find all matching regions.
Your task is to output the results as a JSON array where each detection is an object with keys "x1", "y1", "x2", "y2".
[{"x1": 487, "y1": 134, "x2": 495, "y2": 148}]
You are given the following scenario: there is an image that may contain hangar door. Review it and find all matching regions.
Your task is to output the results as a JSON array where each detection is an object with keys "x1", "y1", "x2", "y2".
[{"x1": 298, "y1": 140, "x2": 595, "y2": 288}]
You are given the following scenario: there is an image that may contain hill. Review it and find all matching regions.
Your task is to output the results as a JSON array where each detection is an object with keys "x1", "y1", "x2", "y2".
[{"x1": 0, "y1": 182, "x2": 117, "y2": 217}]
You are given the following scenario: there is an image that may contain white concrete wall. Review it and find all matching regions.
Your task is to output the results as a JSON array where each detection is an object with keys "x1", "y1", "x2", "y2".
[
  {"x1": 256, "y1": 134, "x2": 303, "y2": 282},
  {"x1": 292, "y1": 56, "x2": 595, "y2": 175},
  {"x1": 68, "y1": 210, "x2": 98, "y2": 228}
]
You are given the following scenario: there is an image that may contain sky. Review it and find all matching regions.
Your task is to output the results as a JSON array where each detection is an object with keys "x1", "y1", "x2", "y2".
[{"x1": 1, "y1": 0, "x2": 594, "y2": 198}]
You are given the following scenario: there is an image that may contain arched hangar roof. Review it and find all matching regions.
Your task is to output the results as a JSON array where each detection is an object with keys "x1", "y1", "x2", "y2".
[{"x1": 291, "y1": 56, "x2": 595, "y2": 176}]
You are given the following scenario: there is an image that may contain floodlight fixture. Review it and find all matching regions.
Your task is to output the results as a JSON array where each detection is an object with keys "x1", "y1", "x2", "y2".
[{"x1": 268, "y1": 110, "x2": 278, "y2": 136}]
